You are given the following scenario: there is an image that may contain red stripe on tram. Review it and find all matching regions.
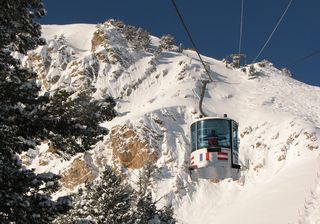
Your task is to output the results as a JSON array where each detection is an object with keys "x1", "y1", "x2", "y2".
[{"x1": 206, "y1": 152, "x2": 210, "y2": 161}]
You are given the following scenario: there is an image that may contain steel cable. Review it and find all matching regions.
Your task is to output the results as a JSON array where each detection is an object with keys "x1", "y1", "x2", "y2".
[
  {"x1": 238, "y1": 0, "x2": 244, "y2": 56},
  {"x1": 252, "y1": 0, "x2": 294, "y2": 63},
  {"x1": 171, "y1": 0, "x2": 213, "y2": 117}
]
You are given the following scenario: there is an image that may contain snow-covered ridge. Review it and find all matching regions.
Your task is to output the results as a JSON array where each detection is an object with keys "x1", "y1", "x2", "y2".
[{"x1": 21, "y1": 20, "x2": 320, "y2": 223}]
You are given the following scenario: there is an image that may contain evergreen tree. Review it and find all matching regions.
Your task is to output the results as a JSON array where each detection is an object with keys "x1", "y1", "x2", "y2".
[
  {"x1": 121, "y1": 23, "x2": 150, "y2": 50},
  {"x1": 130, "y1": 191, "x2": 157, "y2": 224},
  {"x1": 0, "y1": 0, "x2": 117, "y2": 222},
  {"x1": 55, "y1": 165, "x2": 176, "y2": 224},
  {"x1": 0, "y1": 0, "x2": 46, "y2": 54},
  {"x1": 248, "y1": 65, "x2": 257, "y2": 76},
  {"x1": 54, "y1": 166, "x2": 133, "y2": 224},
  {"x1": 159, "y1": 34, "x2": 175, "y2": 50},
  {"x1": 0, "y1": 1, "x2": 74, "y2": 223},
  {"x1": 36, "y1": 88, "x2": 117, "y2": 156},
  {"x1": 131, "y1": 163, "x2": 175, "y2": 224}
]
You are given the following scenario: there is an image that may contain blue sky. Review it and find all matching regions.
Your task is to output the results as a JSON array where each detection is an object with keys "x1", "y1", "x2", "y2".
[{"x1": 41, "y1": 0, "x2": 320, "y2": 86}]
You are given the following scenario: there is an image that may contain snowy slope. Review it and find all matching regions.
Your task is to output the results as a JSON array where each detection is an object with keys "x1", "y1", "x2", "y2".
[
  {"x1": 41, "y1": 24, "x2": 96, "y2": 52},
  {"x1": 23, "y1": 21, "x2": 320, "y2": 223}
]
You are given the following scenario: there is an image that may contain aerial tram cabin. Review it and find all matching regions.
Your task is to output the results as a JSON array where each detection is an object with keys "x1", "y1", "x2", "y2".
[
  {"x1": 169, "y1": 0, "x2": 242, "y2": 180},
  {"x1": 189, "y1": 115, "x2": 240, "y2": 180}
]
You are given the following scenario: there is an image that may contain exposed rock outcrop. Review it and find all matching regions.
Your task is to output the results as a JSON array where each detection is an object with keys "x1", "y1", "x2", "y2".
[
  {"x1": 110, "y1": 124, "x2": 162, "y2": 169},
  {"x1": 60, "y1": 158, "x2": 96, "y2": 190}
]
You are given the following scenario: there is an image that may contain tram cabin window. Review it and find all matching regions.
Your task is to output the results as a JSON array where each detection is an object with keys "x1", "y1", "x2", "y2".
[
  {"x1": 197, "y1": 119, "x2": 231, "y2": 149},
  {"x1": 191, "y1": 123, "x2": 197, "y2": 152}
]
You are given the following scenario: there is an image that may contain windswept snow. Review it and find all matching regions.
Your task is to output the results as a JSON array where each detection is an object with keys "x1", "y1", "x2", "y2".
[
  {"x1": 41, "y1": 24, "x2": 97, "y2": 52},
  {"x1": 23, "y1": 22, "x2": 320, "y2": 223}
]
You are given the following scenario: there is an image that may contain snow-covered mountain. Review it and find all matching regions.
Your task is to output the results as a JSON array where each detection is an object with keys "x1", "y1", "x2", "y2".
[{"x1": 21, "y1": 20, "x2": 320, "y2": 223}]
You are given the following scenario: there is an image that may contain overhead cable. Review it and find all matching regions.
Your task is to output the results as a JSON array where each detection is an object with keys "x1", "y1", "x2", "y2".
[
  {"x1": 170, "y1": 0, "x2": 214, "y2": 117},
  {"x1": 252, "y1": 0, "x2": 294, "y2": 63},
  {"x1": 170, "y1": 0, "x2": 212, "y2": 82},
  {"x1": 290, "y1": 48, "x2": 320, "y2": 67},
  {"x1": 238, "y1": 0, "x2": 244, "y2": 55}
]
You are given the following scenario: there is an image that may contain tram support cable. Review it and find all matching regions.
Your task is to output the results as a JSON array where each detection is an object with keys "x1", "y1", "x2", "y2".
[
  {"x1": 171, "y1": 0, "x2": 212, "y2": 117},
  {"x1": 289, "y1": 48, "x2": 320, "y2": 67},
  {"x1": 238, "y1": 0, "x2": 244, "y2": 56},
  {"x1": 252, "y1": 0, "x2": 294, "y2": 63}
]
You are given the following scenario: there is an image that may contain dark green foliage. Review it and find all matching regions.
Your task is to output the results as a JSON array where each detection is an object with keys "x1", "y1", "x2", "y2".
[
  {"x1": 249, "y1": 65, "x2": 256, "y2": 76},
  {"x1": 124, "y1": 26, "x2": 150, "y2": 50},
  {"x1": 0, "y1": 0, "x2": 73, "y2": 222},
  {"x1": 55, "y1": 165, "x2": 176, "y2": 224},
  {"x1": 156, "y1": 34, "x2": 177, "y2": 56},
  {"x1": 37, "y1": 89, "x2": 117, "y2": 156},
  {"x1": 131, "y1": 192, "x2": 157, "y2": 224},
  {"x1": 54, "y1": 166, "x2": 133, "y2": 224},
  {"x1": 0, "y1": 0, "x2": 118, "y2": 223},
  {"x1": 111, "y1": 19, "x2": 150, "y2": 50},
  {"x1": 160, "y1": 34, "x2": 175, "y2": 50},
  {"x1": 158, "y1": 206, "x2": 175, "y2": 224},
  {"x1": 0, "y1": 0, "x2": 46, "y2": 54},
  {"x1": 136, "y1": 162, "x2": 156, "y2": 195},
  {"x1": 0, "y1": 167, "x2": 71, "y2": 223},
  {"x1": 131, "y1": 163, "x2": 175, "y2": 224},
  {"x1": 0, "y1": 0, "x2": 45, "y2": 154}
]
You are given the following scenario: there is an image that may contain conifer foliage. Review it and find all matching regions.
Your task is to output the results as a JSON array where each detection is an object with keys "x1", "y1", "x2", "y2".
[
  {"x1": 37, "y1": 89, "x2": 117, "y2": 156},
  {"x1": 0, "y1": 0, "x2": 70, "y2": 222},
  {"x1": 159, "y1": 34, "x2": 175, "y2": 50},
  {"x1": 54, "y1": 166, "x2": 133, "y2": 223},
  {"x1": 110, "y1": 19, "x2": 151, "y2": 50},
  {"x1": 0, "y1": 0, "x2": 116, "y2": 223},
  {"x1": 54, "y1": 165, "x2": 176, "y2": 224}
]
